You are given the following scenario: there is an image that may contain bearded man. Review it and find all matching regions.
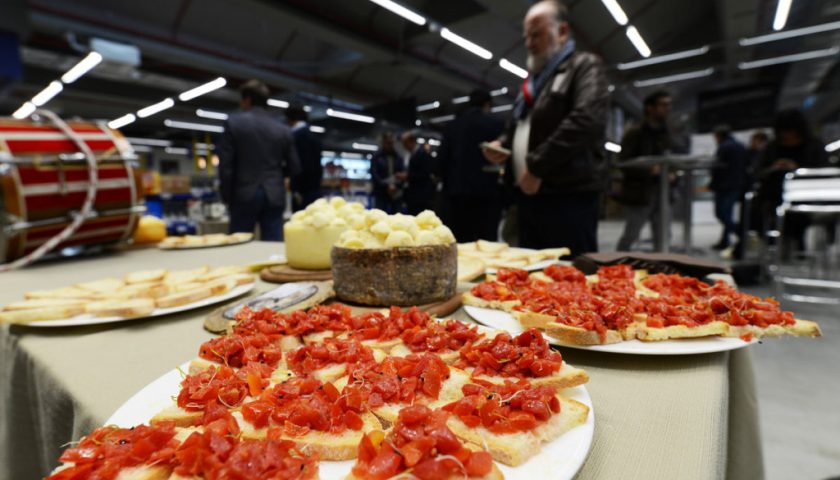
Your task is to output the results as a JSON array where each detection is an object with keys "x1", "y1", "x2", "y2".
[{"x1": 483, "y1": 0, "x2": 608, "y2": 256}]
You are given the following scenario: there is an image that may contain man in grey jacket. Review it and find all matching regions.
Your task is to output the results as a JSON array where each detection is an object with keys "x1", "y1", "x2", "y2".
[
  {"x1": 483, "y1": 0, "x2": 608, "y2": 255},
  {"x1": 216, "y1": 80, "x2": 300, "y2": 241}
]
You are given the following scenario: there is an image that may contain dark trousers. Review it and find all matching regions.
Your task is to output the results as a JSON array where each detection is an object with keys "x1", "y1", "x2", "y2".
[
  {"x1": 517, "y1": 192, "x2": 599, "y2": 256},
  {"x1": 714, "y1": 189, "x2": 740, "y2": 242},
  {"x1": 228, "y1": 185, "x2": 285, "y2": 241},
  {"x1": 448, "y1": 195, "x2": 503, "y2": 242}
]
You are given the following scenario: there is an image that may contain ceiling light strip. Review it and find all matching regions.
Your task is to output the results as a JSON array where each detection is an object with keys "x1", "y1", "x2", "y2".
[
  {"x1": 326, "y1": 108, "x2": 375, "y2": 123},
  {"x1": 137, "y1": 98, "x2": 175, "y2": 118},
  {"x1": 164, "y1": 119, "x2": 225, "y2": 133},
  {"x1": 107, "y1": 114, "x2": 136, "y2": 130},
  {"x1": 12, "y1": 102, "x2": 37, "y2": 120},
  {"x1": 178, "y1": 77, "x2": 226, "y2": 102},
  {"x1": 267, "y1": 99, "x2": 290, "y2": 109},
  {"x1": 633, "y1": 67, "x2": 714, "y2": 88},
  {"x1": 738, "y1": 47, "x2": 839, "y2": 70},
  {"x1": 352, "y1": 142, "x2": 379, "y2": 151},
  {"x1": 61, "y1": 52, "x2": 103, "y2": 84},
  {"x1": 417, "y1": 101, "x2": 440, "y2": 112},
  {"x1": 196, "y1": 109, "x2": 228, "y2": 120},
  {"x1": 440, "y1": 27, "x2": 492, "y2": 60},
  {"x1": 618, "y1": 45, "x2": 709, "y2": 70},
  {"x1": 499, "y1": 58, "x2": 528, "y2": 78},
  {"x1": 773, "y1": 0, "x2": 793, "y2": 31},
  {"x1": 601, "y1": 0, "x2": 629, "y2": 25},
  {"x1": 739, "y1": 20, "x2": 840, "y2": 46},
  {"x1": 367, "y1": 0, "x2": 426, "y2": 26},
  {"x1": 625, "y1": 26, "x2": 651, "y2": 58},
  {"x1": 31, "y1": 81, "x2": 64, "y2": 107}
]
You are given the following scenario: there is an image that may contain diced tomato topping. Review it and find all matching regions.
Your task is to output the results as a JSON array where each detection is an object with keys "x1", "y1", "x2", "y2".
[
  {"x1": 740, "y1": 332, "x2": 754, "y2": 342},
  {"x1": 199, "y1": 333, "x2": 283, "y2": 369},
  {"x1": 543, "y1": 264, "x2": 586, "y2": 283},
  {"x1": 285, "y1": 338, "x2": 376, "y2": 376},
  {"x1": 443, "y1": 379, "x2": 560, "y2": 434},
  {"x1": 400, "y1": 319, "x2": 484, "y2": 353},
  {"x1": 351, "y1": 405, "x2": 492, "y2": 480},
  {"x1": 177, "y1": 365, "x2": 251, "y2": 411},
  {"x1": 455, "y1": 329, "x2": 563, "y2": 378}
]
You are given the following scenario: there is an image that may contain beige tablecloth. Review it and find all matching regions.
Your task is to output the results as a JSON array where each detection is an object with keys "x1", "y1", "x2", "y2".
[{"x1": 0, "y1": 242, "x2": 763, "y2": 479}]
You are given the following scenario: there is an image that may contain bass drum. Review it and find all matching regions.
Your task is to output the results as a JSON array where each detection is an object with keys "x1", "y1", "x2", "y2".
[{"x1": 0, "y1": 117, "x2": 144, "y2": 263}]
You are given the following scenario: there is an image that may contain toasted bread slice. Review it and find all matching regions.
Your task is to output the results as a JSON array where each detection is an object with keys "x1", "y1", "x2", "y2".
[
  {"x1": 24, "y1": 286, "x2": 101, "y2": 300},
  {"x1": 85, "y1": 298, "x2": 156, "y2": 318},
  {"x1": 372, "y1": 368, "x2": 471, "y2": 425},
  {"x1": 724, "y1": 319, "x2": 821, "y2": 338},
  {"x1": 458, "y1": 257, "x2": 486, "y2": 282},
  {"x1": 205, "y1": 277, "x2": 237, "y2": 296},
  {"x1": 203, "y1": 234, "x2": 229, "y2": 246},
  {"x1": 634, "y1": 320, "x2": 729, "y2": 342},
  {"x1": 51, "y1": 464, "x2": 172, "y2": 480},
  {"x1": 125, "y1": 269, "x2": 167, "y2": 284},
  {"x1": 537, "y1": 247, "x2": 570, "y2": 259},
  {"x1": 458, "y1": 242, "x2": 479, "y2": 252},
  {"x1": 388, "y1": 343, "x2": 460, "y2": 364},
  {"x1": 446, "y1": 395, "x2": 589, "y2": 466},
  {"x1": 466, "y1": 362, "x2": 589, "y2": 391},
  {"x1": 76, "y1": 277, "x2": 125, "y2": 293},
  {"x1": 3, "y1": 298, "x2": 88, "y2": 311},
  {"x1": 197, "y1": 266, "x2": 248, "y2": 282},
  {"x1": 486, "y1": 259, "x2": 528, "y2": 269},
  {"x1": 233, "y1": 411, "x2": 382, "y2": 461},
  {"x1": 230, "y1": 232, "x2": 254, "y2": 242},
  {"x1": 0, "y1": 305, "x2": 85, "y2": 324},
  {"x1": 513, "y1": 310, "x2": 554, "y2": 329},
  {"x1": 476, "y1": 240, "x2": 509, "y2": 253},
  {"x1": 462, "y1": 292, "x2": 520, "y2": 312},
  {"x1": 155, "y1": 286, "x2": 213, "y2": 308},
  {"x1": 113, "y1": 282, "x2": 170, "y2": 300},
  {"x1": 149, "y1": 404, "x2": 202, "y2": 428},
  {"x1": 544, "y1": 321, "x2": 622, "y2": 345}
]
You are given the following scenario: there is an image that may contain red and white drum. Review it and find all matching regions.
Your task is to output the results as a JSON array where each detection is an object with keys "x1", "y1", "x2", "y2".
[{"x1": 0, "y1": 118, "x2": 144, "y2": 262}]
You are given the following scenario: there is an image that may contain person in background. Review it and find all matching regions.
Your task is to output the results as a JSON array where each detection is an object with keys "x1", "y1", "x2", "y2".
[
  {"x1": 286, "y1": 104, "x2": 323, "y2": 212},
  {"x1": 400, "y1": 131, "x2": 437, "y2": 215},
  {"x1": 482, "y1": 0, "x2": 608, "y2": 255},
  {"x1": 732, "y1": 130, "x2": 770, "y2": 259},
  {"x1": 439, "y1": 89, "x2": 505, "y2": 242},
  {"x1": 370, "y1": 132, "x2": 406, "y2": 213},
  {"x1": 752, "y1": 109, "x2": 829, "y2": 255},
  {"x1": 710, "y1": 125, "x2": 748, "y2": 250},
  {"x1": 615, "y1": 90, "x2": 673, "y2": 252},
  {"x1": 216, "y1": 79, "x2": 299, "y2": 241}
]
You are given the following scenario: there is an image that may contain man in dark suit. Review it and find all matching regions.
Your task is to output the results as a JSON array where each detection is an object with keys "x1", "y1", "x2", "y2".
[
  {"x1": 216, "y1": 79, "x2": 300, "y2": 241},
  {"x1": 439, "y1": 89, "x2": 505, "y2": 242},
  {"x1": 286, "y1": 104, "x2": 323, "y2": 211},
  {"x1": 710, "y1": 125, "x2": 748, "y2": 250},
  {"x1": 370, "y1": 132, "x2": 406, "y2": 213},
  {"x1": 483, "y1": 0, "x2": 608, "y2": 255},
  {"x1": 400, "y1": 131, "x2": 437, "y2": 215}
]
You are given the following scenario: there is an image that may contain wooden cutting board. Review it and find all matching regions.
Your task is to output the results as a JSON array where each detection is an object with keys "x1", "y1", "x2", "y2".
[{"x1": 260, "y1": 265, "x2": 333, "y2": 283}]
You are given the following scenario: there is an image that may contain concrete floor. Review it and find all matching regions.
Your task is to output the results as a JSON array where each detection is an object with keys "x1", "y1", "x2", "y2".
[{"x1": 597, "y1": 201, "x2": 840, "y2": 480}]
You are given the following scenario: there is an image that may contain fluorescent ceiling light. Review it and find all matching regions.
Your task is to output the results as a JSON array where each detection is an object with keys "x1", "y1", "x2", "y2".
[
  {"x1": 491, "y1": 104, "x2": 513, "y2": 113},
  {"x1": 268, "y1": 98, "x2": 290, "y2": 109},
  {"x1": 415, "y1": 119, "x2": 422, "y2": 126},
  {"x1": 61, "y1": 52, "x2": 103, "y2": 84},
  {"x1": 417, "y1": 138, "x2": 426, "y2": 144},
  {"x1": 126, "y1": 137, "x2": 171, "y2": 147},
  {"x1": 12, "y1": 102, "x2": 36, "y2": 119},
  {"x1": 499, "y1": 58, "x2": 528, "y2": 78},
  {"x1": 368, "y1": 0, "x2": 426, "y2": 26},
  {"x1": 322, "y1": 151, "x2": 337, "y2": 156},
  {"x1": 633, "y1": 67, "x2": 714, "y2": 87},
  {"x1": 340, "y1": 152, "x2": 364, "y2": 159},
  {"x1": 430, "y1": 114, "x2": 455, "y2": 123},
  {"x1": 165, "y1": 147, "x2": 189, "y2": 155},
  {"x1": 738, "y1": 46, "x2": 840, "y2": 70},
  {"x1": 164, "y1": 119, "x2": 225, "y2": 133},
  {"x1": 452, "y1": 96, "x2": 469, "y2": 104},
  {"x1": 625, "y1": 26, "x2": 651, "y2": 58},
  {"x1": 740, "y1": 20, "x2": 840, "y2": 46},
  {"x1": 196, "y1": 109, "x2": 228, "y2": 120},
  {"x1": 491, "y1": 87, "x2": 509, "y2": 96},
  {"x1": 773, "y1": 0, "x2": 793, "y2": 31},
  {"x1": 417, "y1": 101, "x2": 440, "y2": 112},
  {"x1": 137, "y1": 98, "x2": 175, "y2": 118},
  {"x1": 605, "y1": 141, "x2": 622, "y2": 153},
  {"x1": 309, "y1": 125, "x2": 326, "y2": 133},
  {"x1": 326, "y1": 108, "x2": 375, "y2": 124},
  {"x1": 353, "y1": 142, "x2": 378, "y2": 151},
  {"x1": 440, "y1": 28, "x2": 492, "y2": 60},
  {"x1": 178, "y1": 77, "x2": 226, "y2": 102},
  {"x1": 31, "y1": 81, "x2": 63, "y2": 107},
  {"x1": 826, "y1": 139, "x2": 840, "y2": 153},
  {"x1": 131, "y1": 145, "x2": 152, "y2": 153},
  {"x1": 618, "y1": 45, "x2": 709, "y2": 70},
  {"x1": 427, "y1": 138, "x2": 441, "y2": 146},
  {"x1": 107, "y1": 113, "x2": 136, "y2": 130},
  {"x1": 601, "y1": 0, "x2": 629, "y2": 26},
  {"x1": 303, "y1": 105, "x2": 312, "y2": 112}
]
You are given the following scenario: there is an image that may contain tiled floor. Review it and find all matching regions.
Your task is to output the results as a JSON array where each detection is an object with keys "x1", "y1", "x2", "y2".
[{"x1": 597, "y1": 202, "x2": 840, "y2": 480}]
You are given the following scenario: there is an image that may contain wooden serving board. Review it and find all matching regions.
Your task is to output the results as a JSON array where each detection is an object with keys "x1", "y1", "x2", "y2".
[
  {"x1": 260, "y1": 265, "x2": 333, "y2": 283},
  {"x1": 332, "y1": 290, "x2": 463, "y2": 318}
]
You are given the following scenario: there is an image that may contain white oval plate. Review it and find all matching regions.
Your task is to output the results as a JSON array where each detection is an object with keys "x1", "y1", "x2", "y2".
[
  {"x1": 484, "y1": 248, "x2": 564, "y2": 274},
  {"x1": 464, "y1": 305, "x2": 757, "y2": 355},
  {"x1": 106, "y1": 363, "x2": 594, "y2": 480},
  {"x1": 25, "y1": 283, "x2": 255, "y2": 328}
]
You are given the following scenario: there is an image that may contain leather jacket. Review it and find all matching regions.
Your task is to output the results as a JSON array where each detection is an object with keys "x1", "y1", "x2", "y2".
[{"x1": 499, "y1": 50, "x2": 609, "y2": 195}]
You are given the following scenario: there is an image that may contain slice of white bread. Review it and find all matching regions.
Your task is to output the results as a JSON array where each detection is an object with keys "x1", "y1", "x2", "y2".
[
  {"x1": 446, "y1": 395, "x2": 589, "y2": 466},
  {"x1": 197, "y1": 266, "x2": 248, "y2": 282},
  {"x1": 85, "y1": 298, "x2": 156, "y2": 318},
  {"x1": 724, "y1": 319, "x2": 821, "y2": 338},
  {"x1": 465, "y1": 362, "x2": 589, "y2": 392},
  {"x1": 233, "y1": 410, "x2": 382, "y2": 461},
  {"x1": 24, "y1": 286, "x2": 101, "y2": 300},
  {"x1": 150, "y1": 404, "x2": 203, "y2": 428},
  {"x1": 3, "y1": 298, "x2": 88, "y2": 311},
  {"x1": 458, "y1": 257, "x2": 486, "y2": 283},
  {"x1": 112, "y1": 282, "x2": 170, "y2": 300},
  {"x1": 476, "y1": 240, "x2": 509, "y2": 253},
  {"x1": 0, "y1": 305, "x2": 85, "y2": 324},
  {"x1": 633, "y1": 320, "x2": 729, "y2": 342},
  {"x1": 51, "y1": 465, "x2": 171, "y2": 480},
  {"x1": 125, "y1": 269, "x2": 168, "y2": 284},
  {"x1": 155, "y1": 286, "x2": 213, "y2": 308},
  {"x1": 76, "y1": 277, "x2": 125, "y2": 293},
  {"x1": 162, "y1": 267, "x2": 210, "y2": 286},
  {"x1": 389, "y1": 343, "x2": 460, "y2": 364},
  {"x1": 513, "y1": 310, "x2": 623, "y2": 345},
  {"x1": 462, "y1": 292, "x2": 521, "y2": 312}
]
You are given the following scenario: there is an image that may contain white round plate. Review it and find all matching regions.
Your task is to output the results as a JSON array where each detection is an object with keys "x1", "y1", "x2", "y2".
[
  {"x1": 158, "y1": 238, "x2": 253, "y2": 250},
  {"x1": 25, "y1": 283, "x2": 255, "y2": 328},
  {"x1": 464, "y1": 305, "x2": 757, "y2": 355},
  {"x1": 485, "y1": 248, "x2": 562, "y2": 274},
  {"x1": 106, "y1": 362, "x2": 594, "y2": 480}
]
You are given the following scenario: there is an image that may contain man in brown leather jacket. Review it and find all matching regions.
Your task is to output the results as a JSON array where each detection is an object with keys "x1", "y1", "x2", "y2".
[{"x1": 483, "y1": 0, "x2": 608, "y2": 255}]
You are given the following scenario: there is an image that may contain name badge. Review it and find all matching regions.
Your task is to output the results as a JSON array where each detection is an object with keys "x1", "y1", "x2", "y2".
[{"x1": 551, "y1": 73, "x2": 567, "y2": 93}]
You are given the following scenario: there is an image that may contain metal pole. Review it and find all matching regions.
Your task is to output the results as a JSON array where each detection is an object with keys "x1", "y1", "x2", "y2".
[{"x1": 683, "y1": 168, "x2": 693, "y2": 252}]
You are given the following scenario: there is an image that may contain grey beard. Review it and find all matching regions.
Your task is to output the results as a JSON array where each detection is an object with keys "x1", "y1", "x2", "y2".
[{"x1": 527, "y1": 44, "x2": 561, "y2": 74}]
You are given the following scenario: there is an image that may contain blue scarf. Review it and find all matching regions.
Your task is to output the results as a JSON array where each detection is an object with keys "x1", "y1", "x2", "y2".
[{"x1": 513, "y1": 38, "x2": 576, "y2": 120}]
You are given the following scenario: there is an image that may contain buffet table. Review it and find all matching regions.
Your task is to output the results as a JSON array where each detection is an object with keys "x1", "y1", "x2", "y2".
[{"x1": 1, "y1": 242, "x2": 762, "y2": 480}]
